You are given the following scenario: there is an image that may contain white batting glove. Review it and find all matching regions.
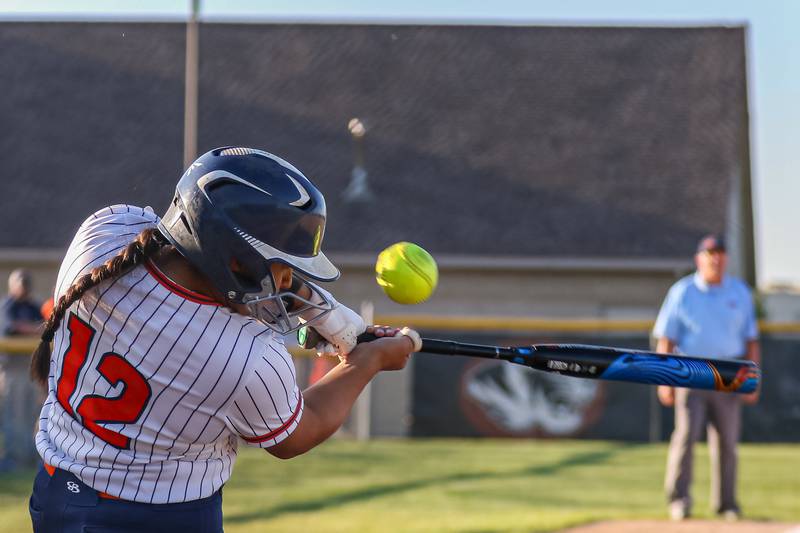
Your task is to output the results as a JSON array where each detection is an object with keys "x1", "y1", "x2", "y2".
[{"x1": 299, "y1": 283, "x2": 366, "y2": 356}]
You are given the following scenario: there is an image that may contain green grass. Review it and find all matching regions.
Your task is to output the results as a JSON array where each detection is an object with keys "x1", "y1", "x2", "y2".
[{"x1": 1, "y1": 440, "x2": 798, "y2": 532}]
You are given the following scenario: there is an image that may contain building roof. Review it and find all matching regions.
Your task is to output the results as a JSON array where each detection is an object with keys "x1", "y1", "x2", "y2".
[{"x1": 0, "y1": 22, "x2": 747, "y2": 259}]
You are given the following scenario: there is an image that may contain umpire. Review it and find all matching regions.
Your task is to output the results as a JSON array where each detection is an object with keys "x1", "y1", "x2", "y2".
[{"x1": 653, "y1": 234, "x2": 760, "y2": 521}]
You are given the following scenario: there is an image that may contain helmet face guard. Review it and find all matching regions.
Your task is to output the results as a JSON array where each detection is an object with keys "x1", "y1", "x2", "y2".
[
  {"x1": 158, "y1": 147, "x2": 340, "y2": 332},
  {"x1": 243, "y1": 275, "x2": 335, "y2": 335}
]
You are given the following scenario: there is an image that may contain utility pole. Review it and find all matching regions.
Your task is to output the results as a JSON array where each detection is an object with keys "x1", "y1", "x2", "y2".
[{"x1": 183, "y1": 0, "x2": 200, "y2": 169}]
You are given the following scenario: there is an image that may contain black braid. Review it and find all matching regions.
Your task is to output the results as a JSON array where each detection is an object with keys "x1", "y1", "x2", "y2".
[{"x1": 30, "y1": 227, "x2": 167, "y2": 385}]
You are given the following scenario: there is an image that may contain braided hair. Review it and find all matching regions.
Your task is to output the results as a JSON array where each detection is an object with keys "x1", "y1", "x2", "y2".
[{"x1": 30, "y1": 227, "x2": 168, "y2": 385}]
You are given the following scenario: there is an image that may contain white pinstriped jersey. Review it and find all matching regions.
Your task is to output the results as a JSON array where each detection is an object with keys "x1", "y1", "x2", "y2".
[{"x1": 36, "y1": 205, "x2": 303, "y2": 504}]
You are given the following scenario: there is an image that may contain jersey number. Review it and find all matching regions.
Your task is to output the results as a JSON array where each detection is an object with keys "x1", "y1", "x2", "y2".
[{"x1": 56, "y1": 313, "x2": 152, "y2": 449}]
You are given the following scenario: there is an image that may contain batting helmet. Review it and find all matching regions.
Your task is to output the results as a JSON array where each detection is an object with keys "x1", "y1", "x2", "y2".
[{"x1": 158, "y1": 146, "x2": 339, "y2": 333}]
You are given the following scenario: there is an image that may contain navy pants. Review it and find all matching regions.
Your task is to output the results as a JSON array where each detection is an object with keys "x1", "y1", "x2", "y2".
[{"x1": 30, "y1": 466, "x2": 224, "y2": 533}]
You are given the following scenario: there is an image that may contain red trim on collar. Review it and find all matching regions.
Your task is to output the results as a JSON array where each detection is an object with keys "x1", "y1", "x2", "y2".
[{"x1": 145, "y1": 260, "x2": 220, "y2": 306}]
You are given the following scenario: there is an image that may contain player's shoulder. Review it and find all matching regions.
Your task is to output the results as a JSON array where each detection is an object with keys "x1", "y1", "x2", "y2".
[
  {"x1": 68, "y1": 204, "x2": 159, "y2": 254},
  {"x1": 78, "y1": 204, "x2": 159, "y2": 232},
  {"x1": 57, "y1": 205, "x2": 160, "y2": 291}
]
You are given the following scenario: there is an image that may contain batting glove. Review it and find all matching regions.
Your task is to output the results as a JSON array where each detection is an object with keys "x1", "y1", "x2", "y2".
[{"x1": 298, "y1": 283, "x2": 365, "y2": 356}]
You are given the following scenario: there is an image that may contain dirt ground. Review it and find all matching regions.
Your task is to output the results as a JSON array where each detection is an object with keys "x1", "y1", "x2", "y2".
[{"x1": 560, "y1": 520, "x2": 800, "y2": 533}]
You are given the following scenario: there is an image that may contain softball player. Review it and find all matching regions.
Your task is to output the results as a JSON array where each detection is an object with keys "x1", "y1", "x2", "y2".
[{"x1": 29, "y1": 147, "x2": 418, "y2": 532}]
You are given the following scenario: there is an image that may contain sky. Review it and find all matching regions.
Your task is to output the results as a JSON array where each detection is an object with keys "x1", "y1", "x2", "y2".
[{"x1": 2, "y1": 0, "x2": 798, "y2": 289}]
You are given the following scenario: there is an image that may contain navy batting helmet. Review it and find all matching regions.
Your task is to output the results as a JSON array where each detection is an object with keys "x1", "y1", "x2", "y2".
[{"x1": 158, "y1": 147, "x2": 339, "y2": 332}]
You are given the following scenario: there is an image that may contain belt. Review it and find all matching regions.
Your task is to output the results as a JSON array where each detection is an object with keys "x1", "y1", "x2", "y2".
[{"x1": 44, "y1": 463, "x2": 121, "y2": 500}]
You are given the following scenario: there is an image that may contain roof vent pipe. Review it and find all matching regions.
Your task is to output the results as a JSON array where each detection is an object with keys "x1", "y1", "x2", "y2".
[{"x1": 342, "y1": 118, "x2": 373, "y2": 202}]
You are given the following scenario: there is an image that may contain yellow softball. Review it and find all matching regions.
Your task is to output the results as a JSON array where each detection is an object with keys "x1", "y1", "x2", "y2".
[{"x1": 375, "y1": 242, "x2": 438, "y2": 305}]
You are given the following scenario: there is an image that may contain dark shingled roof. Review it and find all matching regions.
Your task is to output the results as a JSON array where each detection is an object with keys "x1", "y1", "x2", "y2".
[{"x1": 0, "y1": 22, "x2": 747, "y2": 259}]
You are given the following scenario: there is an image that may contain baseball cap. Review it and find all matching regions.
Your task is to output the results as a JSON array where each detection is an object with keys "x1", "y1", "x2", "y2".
[{"x1": 696, "y1": 234, "x2": 726, "y2": 253}]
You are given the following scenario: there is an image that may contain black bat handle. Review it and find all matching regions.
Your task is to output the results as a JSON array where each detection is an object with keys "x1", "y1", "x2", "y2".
[
  {"x1": 298, "y1": 326, "x2": 515, "y2": 359},
  {"x1": 356, "y1": 332, "x2": 470, "y2": 355},
  {"x1": 355, "y1": 332, "x2": 490, "y2": 357},
  {"x1": 421, "y1": 338, "x2": 518, "y2": 358}
]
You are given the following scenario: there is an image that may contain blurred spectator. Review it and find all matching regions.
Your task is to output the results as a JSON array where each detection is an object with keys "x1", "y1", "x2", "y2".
[
  {"x1": 653, "y1": 234, "x2": 760, "y2": 522},
  {"x1": 1, "y1": 269, "x2": 43, "y2": 336},
  {"x1": 0, "y1": 269, "x2": 44, "y2": 470}
]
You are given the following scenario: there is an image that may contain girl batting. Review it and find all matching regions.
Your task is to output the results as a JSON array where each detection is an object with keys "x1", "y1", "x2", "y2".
[{"x1": 29, "y1": 147, "x2": 417, "y2": 532}]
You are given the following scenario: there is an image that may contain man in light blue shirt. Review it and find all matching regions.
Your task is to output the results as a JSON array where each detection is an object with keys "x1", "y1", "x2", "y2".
[{"x1": 653, "y1": 234, "x2": 760, "y2": 521}]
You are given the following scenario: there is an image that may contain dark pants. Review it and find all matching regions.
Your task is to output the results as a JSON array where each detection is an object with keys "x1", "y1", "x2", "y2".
[
  {"x1": 664, "y1": 388, "x2": 742, "y2": 514},
  {"x1": 30, "y1": 466, "x2": 224, "y2": 533}
]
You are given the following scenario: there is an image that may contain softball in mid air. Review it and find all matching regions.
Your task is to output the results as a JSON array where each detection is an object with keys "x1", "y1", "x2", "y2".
[{"x1": 375, "y1": 242, "x2": 438, "y2": 304}]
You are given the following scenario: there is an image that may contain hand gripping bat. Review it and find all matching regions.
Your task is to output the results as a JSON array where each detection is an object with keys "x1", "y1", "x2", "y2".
[{"x1": 298, "y1": 327, "x2": 760, "y2": 394}]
